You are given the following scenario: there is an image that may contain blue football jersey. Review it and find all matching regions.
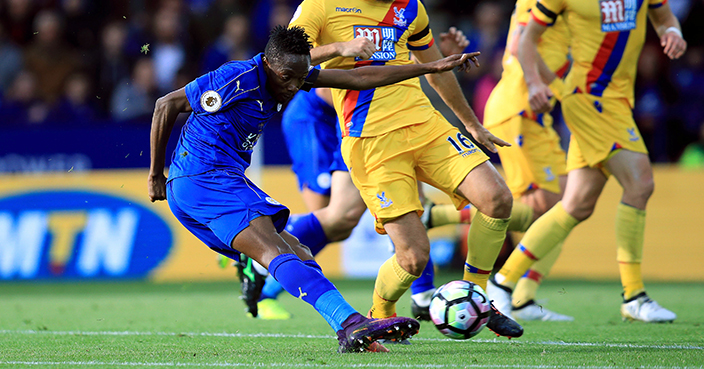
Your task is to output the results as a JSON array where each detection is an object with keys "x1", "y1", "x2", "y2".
[{"x1": 168, "y1": 53, "x2": 316, "y2": 181}]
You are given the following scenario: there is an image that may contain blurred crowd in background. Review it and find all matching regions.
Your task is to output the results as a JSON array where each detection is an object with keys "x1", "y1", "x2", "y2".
[{"x1": 1, "y1": 0, "x2": 703, "y2": 164}]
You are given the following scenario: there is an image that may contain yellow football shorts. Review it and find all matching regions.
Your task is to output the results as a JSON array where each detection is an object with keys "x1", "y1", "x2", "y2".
[
  {"x1": 562, "y1": 94, "x2": 648, "y2": 175},
  {"x1": 341, "y1": 112, "x2": 489, "y2": 234},
  {"x1": 488, "y1": 114, "x2": 566, "y2": 198}
]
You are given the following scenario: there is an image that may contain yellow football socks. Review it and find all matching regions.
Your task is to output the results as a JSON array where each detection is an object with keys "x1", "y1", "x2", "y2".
[
  {"x1": 513, "y1": 243, "x2": 563, "y2": 306},
  {"x1": 469, "y1": 200, "x2": 533, "y2": 232},
  {"x1": 463, "y1": 212, "x2": 510, "y2": 291},
  {"x1": 497, "y1": 202, "x2": 578, "y2": 288},
  {"x1": 430, "y1": 204, "x2": 471, "y2": 227},
  {"x1": 507, "y1": 201, "x2": 535, "y2": 232},
  {"x1": 370, "y1": 255, "x2": 419, "y2": 319},
  {"x1": 428, "y1": 199, "x2": 531, "y2": 230},
  {"x1": 615, "y1": 203, "x2": 646, "y2": 299}
]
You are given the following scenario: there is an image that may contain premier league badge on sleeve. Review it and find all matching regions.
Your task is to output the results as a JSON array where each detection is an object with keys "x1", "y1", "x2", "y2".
[{"x1": 200, "y1": 90, "x2": 223, "y2": 113}]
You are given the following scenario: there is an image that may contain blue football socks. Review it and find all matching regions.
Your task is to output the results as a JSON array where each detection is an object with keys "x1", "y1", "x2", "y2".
[
  {"x1": 285, "y1": 213, "x2": 329, "y2": 255},
  {"x1": 410, "y1": 255, "x2": 435, "y2": 295},
  {"x1": 260, "y1": 275, "x2": 284, "y2": 300},
  {"x1": 268, "y1": 253, "x2": 356, "y2": 331}
]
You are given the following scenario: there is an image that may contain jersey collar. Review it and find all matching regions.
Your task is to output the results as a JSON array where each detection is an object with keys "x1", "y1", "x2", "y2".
[{"x1": 253, "y1": 53, "x2": 274, "y2": 103}]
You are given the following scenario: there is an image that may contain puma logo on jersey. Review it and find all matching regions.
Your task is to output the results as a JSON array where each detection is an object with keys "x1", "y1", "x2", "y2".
[
  {"x1": 298, "y1": 287, "x2": 308, "y2": 299},
  {"x1": 256, "y1": 100, "x2": 263, "y2": 111}
]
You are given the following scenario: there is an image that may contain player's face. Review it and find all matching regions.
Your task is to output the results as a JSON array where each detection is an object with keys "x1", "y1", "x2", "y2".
[{"x1": 264, "y1": 54, "x2": 311, "y2": 103}]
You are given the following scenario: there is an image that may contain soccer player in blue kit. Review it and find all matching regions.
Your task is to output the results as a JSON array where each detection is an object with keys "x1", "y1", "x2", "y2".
[
  {"x1": 147, "y1": 25, "x2": 478, "y2": 353},
  {"x1": 246, "y1": 29, "x2": 474, "y2": 321}
]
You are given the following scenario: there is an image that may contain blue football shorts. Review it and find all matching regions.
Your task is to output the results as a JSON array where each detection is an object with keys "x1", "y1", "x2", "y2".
[
  {"x1": 167, "y1": 169, "x2": 290, "y2": 260},
  {"x1": 282, "y1": 94, "x2": 347, "y2": 196}
]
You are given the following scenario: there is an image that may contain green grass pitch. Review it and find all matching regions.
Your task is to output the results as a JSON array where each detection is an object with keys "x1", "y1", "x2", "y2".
[{"x1": 0, "y1": 275, "x2": 702, "y2": 368}]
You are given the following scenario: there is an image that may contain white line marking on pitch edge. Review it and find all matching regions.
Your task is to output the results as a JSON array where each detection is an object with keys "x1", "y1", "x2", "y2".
[
  {"x1": 1, "y1": 329, "x2": 702, "y2": 351},
  {"x1": 0, "y1": 362, "x2": 703, "y2": 369}
]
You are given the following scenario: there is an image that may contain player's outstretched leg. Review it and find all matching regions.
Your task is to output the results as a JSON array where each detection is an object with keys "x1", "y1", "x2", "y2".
[
  {"x1": 241, "y1": 213, "x2": 328, "y2": 319},
  {"x1": 269, "y1": 253, "x2": 420, "y2": 352}
]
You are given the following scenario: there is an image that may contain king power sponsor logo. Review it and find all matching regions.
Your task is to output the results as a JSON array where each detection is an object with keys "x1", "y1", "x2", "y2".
[{"x1": 0, "y1": 191, "x2": 172, "y2": 280}]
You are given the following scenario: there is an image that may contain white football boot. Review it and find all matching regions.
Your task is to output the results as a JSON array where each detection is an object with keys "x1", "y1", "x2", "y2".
[
  {"x1": 621, "y1": 293, "x2": 677, "y2": 323},
  {"x1": 512, "y1": 300, "x2": 574, "y2": 321},
  {"x1": 487, "y1": 275, "x2": 515, "y2": 320}
]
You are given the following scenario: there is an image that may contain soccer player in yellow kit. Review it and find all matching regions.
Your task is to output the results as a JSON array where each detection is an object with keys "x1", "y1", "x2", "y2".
[
  {"x1": 492, "y1": 0, "x2": 686, "y2": 322},
  {"x1": 290, "y1": 0, "x2": 524, "y2": 337},
  {"x1": 483, "y1": 0, "x2": 574, "y2": 322}
]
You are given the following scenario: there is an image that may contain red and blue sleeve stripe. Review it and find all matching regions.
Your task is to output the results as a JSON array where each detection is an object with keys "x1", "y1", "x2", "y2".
[
  {"x1": 649, "y1": 0, "x2": 667, "y2": 9},
  {"x1": 531, "y1": 2, "x2": 558, "y2": 26},
  {"x1": 407, "y1": 38, "x2": 434, "y2": 50}
]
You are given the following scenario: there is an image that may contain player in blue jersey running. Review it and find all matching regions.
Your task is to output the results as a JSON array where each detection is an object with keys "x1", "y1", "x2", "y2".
[
  {"x1": 243, "y1": 29, "x2": 475, "y2": 321},
  {"x1": 148, "y1": 25, "x2": 478, "y2": 353}
]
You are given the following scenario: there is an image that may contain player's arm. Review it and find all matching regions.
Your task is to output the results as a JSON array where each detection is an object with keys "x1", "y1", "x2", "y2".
[
  {"x1": 148, "y1": 88, "x2": 192, "y2": 202},
  {"x1": 510, "y1": 23, "x2": 557, "y2": 84},
  {"x1": 438, "y1": 27, "x2": 469, "y2": 56},
  {"x1": 289, "y1": 0, "x2": 375, "y2": 65},
  {"x1": 309, "y1": 37, "x2": 377, "y2": 65},
  {"x1": 648, "y1": 2, "x2": 687, "y2": 59},
  {"x1": 518, "y1": 18, "x2": 553, "y2": 114},
  {"x1": 412, "y1": 44, "x2": 509, "y2": 152},
  {"x1": 314, "y1": 53, "x2": 477, "y2": 90}
]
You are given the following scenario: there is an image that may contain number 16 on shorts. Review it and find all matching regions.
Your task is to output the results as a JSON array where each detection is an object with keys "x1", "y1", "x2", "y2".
[{"x1": 447, "y1": 133, "x2": 479, "y2": 157}]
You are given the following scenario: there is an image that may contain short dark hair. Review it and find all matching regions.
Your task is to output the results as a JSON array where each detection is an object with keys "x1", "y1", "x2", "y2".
[{"x1": 264, "y1": 25, "x2": 312, "y2": 65}]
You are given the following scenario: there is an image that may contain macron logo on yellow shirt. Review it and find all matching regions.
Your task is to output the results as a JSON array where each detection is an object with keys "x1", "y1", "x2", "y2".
[{"x1": 336, "y1": 7, "x2": 361, "y2": 13}]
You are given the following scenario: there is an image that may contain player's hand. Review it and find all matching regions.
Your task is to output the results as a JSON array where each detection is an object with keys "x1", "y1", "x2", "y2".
[
  {"x1": 439, "y1": 27, "x2": 469, "y2": 56},
  {"x1": 464, "y1": 122, "x2": 511, "y2": 153},
  {"x1": 661, "y1": 31, "x2": 687, "y2": 60},
  {"x1": 527, "y1": 81, "x2": 553, "y2": 113},
  {"x1": 338, "y1": 37, "x2": 376, "y2": 60},
  {"x1": 432, "y1": 52, "x2": 480, "y2": 73},
  {"x1": 148, "y1": 173, "x2": 167, "y2": 202}
]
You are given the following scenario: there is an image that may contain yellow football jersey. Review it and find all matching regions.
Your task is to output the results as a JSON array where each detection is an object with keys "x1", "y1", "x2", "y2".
[
  {"x1": 290, "y1": 0, "x2": 437, "y2": 137},
  {"x1": 484, "y1": 0, "x2": 571, "y2": 128},
  {"x1": 532, "y1": 0, "x2": 667, "y2": 107}
]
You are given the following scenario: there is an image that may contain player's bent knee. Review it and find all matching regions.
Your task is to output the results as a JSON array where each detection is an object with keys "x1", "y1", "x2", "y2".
[
  {"x1": 633, "y1": 178, "x2": 655, "y2": 201},
  {"x1": 485, "y1": 187, "x2": 513, "y2": 219},
  {"x1": 396, "y1": 250, "x2": 429, "y2": 276},
  {"x1": 568, "y1": 203, "x2": 596, "y2": 222}
]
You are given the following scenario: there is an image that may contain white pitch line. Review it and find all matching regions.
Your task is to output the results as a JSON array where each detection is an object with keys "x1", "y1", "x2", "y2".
[
  {"x1": 0, "y1": 362, "x2": 703, "y2": 369},
  {"x1": 1, "y1": 329, "x2": 702, "y2": 351}
]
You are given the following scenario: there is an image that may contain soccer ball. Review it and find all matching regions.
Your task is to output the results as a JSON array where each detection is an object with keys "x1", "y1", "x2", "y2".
[{"x1": 429, "y1": 280, "x2": 491, "y2": 339}]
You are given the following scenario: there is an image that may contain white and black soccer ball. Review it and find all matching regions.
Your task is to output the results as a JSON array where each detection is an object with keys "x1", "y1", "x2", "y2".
[{"x1": 429, "y1": 280, "x2": 491, "y2": 339}]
